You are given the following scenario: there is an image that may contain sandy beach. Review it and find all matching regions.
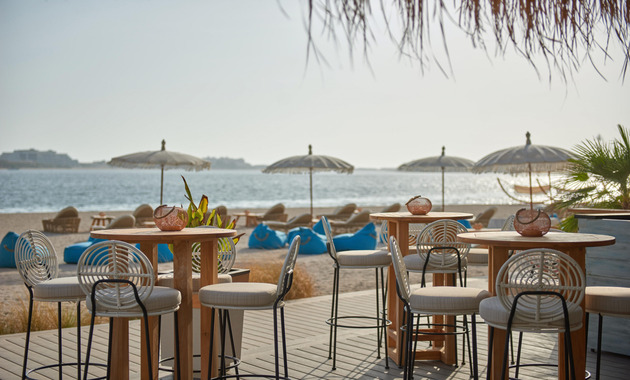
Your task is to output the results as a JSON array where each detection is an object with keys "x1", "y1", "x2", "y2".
[{"x1": 0, "y1": 204, "x2": 520, "y2": 307}]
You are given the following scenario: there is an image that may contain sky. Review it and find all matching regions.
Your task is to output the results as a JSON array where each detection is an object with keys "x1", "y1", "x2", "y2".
[{"x1": 1, "y1": 1, "x2": 629, "y2": 169}]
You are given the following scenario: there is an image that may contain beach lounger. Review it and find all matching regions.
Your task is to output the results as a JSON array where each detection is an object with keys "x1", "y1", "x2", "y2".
[
  {"x1": 264, "y1": 213, "x2": 312, "y2": 233},
  {"x1": 92, "y1": 214, "x2": 136, "y2": 230},
  {"x1": 471, "y1": 206, "x2": 497, "y2": 227},
  {"x1": 42, "y1": 206, "x2": 81, "y2": 233},
  {"x1": 379, "y1": 203, "x2": 401, "y2": 213},
  {"x1": 329, "y1": 210, "x2": 372, "y2": 234},
  {"x1": 255, "y1": 203, "x2": 288, "y2": 224},
  {"x1": 317, "y1": 203, "x2": 357, "y2": 221},
  {"x1": 132, "y1": 203, "x2": 154, "y2": 226}
]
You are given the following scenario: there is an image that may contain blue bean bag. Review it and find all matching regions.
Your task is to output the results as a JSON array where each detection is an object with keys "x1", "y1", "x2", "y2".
[
  {"x1": 458, "y1": 219, "x2": 472, "y2": 229},
  {"x1": 0, "y1": 232, "x2": 19, "y2": 268},
  {"x1": 287, "y1": 227, "x2": 327, "y2": 255},
  {"x1": 312, "y1": 219, "x2": 325, "y2": 235},
  {"x1": 248, "y1": 224, "x2": 287, "y2": 249},
  {"x1": 332, "y1": 223, "x2": 377, "y2": 251},
  {"x1": 152, "y1": 244, "x2": 173, "y2": 263},
  {"x1": 64, "y1": 236, "x2": 106, "y2": 264}
]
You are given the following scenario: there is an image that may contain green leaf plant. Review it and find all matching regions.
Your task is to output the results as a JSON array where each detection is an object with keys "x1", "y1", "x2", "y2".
[
  {"x1": 177, "y1": 176, "x2": 244, "y2": 272},
  {"x1": 554, "y1": 125, "x2": 630, "y2": 231}
]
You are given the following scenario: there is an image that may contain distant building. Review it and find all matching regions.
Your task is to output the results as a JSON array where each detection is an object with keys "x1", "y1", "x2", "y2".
[{"x1": 0, "y1": 149, "x2": 79, "y2": 168}]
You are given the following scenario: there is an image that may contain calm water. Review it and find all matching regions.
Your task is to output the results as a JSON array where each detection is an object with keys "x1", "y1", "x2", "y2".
[{"x1": 0, "y1": 168, "x2": 554, "y2": 213}]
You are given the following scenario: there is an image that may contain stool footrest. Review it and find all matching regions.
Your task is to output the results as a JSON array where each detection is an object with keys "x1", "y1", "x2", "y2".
[{"x1": 326, "y1": 315, "x2": 391, "y2": 329}]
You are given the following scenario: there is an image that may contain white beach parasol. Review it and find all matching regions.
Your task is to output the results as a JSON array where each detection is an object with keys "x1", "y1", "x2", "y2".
[
  {"x1": 398, "y1": 146, "x2": 474, "y2": 211},
  {"x1": 472, "y1": 132, "x2": 574, "y2": 207},
  {"x1": 108, "y1": 139, "x2": 211, "y2": 204},
  {"x1": 263, "y1": 145, "x2": 354, "y2": 217}
]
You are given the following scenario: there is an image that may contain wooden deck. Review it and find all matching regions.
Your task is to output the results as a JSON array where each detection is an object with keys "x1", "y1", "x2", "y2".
[{"x1": 1, "y1": 278, "x2": 628, "y2": 379}]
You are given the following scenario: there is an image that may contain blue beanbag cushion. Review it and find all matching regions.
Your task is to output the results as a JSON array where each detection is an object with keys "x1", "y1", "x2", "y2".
[
  {"x1": 287, "y1": 227, "x2": 327, "y2": 255},
  {"x1": 248, "y1": 224, "x2": 287, "y2": 249},
  {"x1": 332, "y1": 223, "x2": 377, "y2": 251},
  {"x1": 155, "y1": 244, "x2": 173, "y2": 263},
  {"x1": 0, "y1": 232, "x2": 19, "y2": 268},
  {"x1": 457, "y1": 219, "x2": 472, "y2": 229},
  {"x1": 64, "y1": 236, "x2": 106, "y2": 264},
  {"x1": 312, "y1": 219, "x2": 325, "y2": 235}
]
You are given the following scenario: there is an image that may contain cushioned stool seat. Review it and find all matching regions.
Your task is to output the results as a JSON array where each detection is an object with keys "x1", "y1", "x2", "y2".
[
  {"x1": 33, "y1": 276, "x2": 85, "y2": 301},
  {"x1": 586, "y1": 286, "x2": 630, "y2": 316},
  {"x1": 86, "y1": 286, "x2": 181, "y2": 316},
  {"x1": 337, "y1": 249, "x2": 391, "y2": 267},
  {"x1": 411, "y1": 286, "x2": 490, "y2": 314},
  {"x1": 585, "y1": 286, "x2": 630, "y2": 380},
  {"x1": 480, "y1": 297, "x2": 583, "y2": 331},
  {"x1": 157, "y1": 273, "x2": 232, "y2": 291},
  {"x1": 199, "y1": 283, "x2": 278, "y2": 309}
]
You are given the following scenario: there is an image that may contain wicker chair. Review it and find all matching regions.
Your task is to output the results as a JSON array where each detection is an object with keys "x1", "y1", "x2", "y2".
[
  {"x1": 42, "y1": 206, "x2": 81, "y2": 233},
  {"x1": 329, "y1": 210, "x2": 372, "y2": 234},
  {"x1": 480, "y1": 249, "x2": 585, "y2": 379},
  {"x1": 133, "y1": 204, "x2": 154, "y2": 226},
  {"x1": 318, "y1": 203, "x2": 357, "y2": 221}
]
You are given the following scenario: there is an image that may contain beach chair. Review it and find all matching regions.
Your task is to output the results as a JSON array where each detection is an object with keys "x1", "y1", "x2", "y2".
[
  {"x1": 329, "y1": 210, "x2": 372, "y2": 234},
  {"x1": 318, "y1": 203, "x2": 357, "y2": 221},
  {"x1": 132, "y1": 203, "x2": 154, "y2": 226},
  {"x1": 92, "y1": 214, "x2": 136, "y2": 230},
  {"x1": 42, "y1": 206, "x2": 81, "y2": 233},
  {"x1": 471, "y1": 206, "x2": 497, "y2": 227},
  {"x1": 379, "y1": 203, "x2": 401, "y2": 213},
  {"x1": 264, "y1": 213, "x2": 312, "y2": 233},
  {"x1": 255, "y1": 203, "x2": 288, "y2": 224}
]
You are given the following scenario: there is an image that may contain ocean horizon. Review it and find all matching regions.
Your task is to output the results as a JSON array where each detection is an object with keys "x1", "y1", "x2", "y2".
[{"x1": 0, "y1": 168, "x2": 559, "y2": 213}]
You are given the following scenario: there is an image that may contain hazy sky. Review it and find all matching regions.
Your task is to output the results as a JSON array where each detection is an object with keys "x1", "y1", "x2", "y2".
[{"x1": 1, "y1": 1, "x2": 628, "y2": 168}]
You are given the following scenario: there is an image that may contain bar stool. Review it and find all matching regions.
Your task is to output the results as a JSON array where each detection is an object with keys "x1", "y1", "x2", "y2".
[
  {"x1": 77, "y1": 240, "x2": 182, "y2": 380},
  {"x1": 198, "y1": 236, "x2": 300, "y2": 379},
  {"x1": 321, "y1": 216, "x2": 391, "y2": 370},
  {"x1": 585, "y1": 286, "x2": 630, "y2": 380},
  {"x1": 15, "y1": 230, "x2": 102, "y2": 380},
  {"x1": 389, "y1": 236, "x2": 489, "y2": 380},
  {"x1": 479, "y1": 248, "x2": 585, "y2": 380}
]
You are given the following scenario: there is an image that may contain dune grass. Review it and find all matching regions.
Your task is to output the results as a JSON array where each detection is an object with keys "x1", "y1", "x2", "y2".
[{"x1": 240, "y1": 261, "x2": 315, "y2": 300}]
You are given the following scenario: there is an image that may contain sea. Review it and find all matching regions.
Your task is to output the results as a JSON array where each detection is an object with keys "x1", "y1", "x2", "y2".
[{"x1": 0, "y1": 168, "x2": 558, "y2": 213}]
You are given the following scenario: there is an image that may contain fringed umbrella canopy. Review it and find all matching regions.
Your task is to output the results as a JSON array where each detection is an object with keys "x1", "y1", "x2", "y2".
[
  {"x1": 472, "y1": 132, "x2": 574, "y2": 207},
  {"x1": 109, "y1": 139, "x2": 211, "y2": 204},
  {"x1": 263, "y1": 145, "x2": 354, "y2": 216},
  {"x1": 398, "y1": 146, "x2": 474, "y2": 211}
]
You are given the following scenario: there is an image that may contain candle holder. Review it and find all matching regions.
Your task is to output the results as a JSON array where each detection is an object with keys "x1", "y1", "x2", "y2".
[
  {"x1": 153, "y1": 205, "x2": 187, "y2": 231},
  {"x1": 514, "y1": 208, "x2": 551, "y2": 237},
  {"x1": 406, "y1": 195, "x2": 432, "y2": 215}
]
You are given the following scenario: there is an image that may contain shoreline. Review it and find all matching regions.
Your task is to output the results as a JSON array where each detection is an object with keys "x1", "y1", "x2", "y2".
[{"x1": 0, "y1": 204, "x2": 511, "y2": 305}]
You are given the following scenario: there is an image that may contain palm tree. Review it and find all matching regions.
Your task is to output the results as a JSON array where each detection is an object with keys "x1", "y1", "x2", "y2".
[{"x1": 556, "y1": 125, "x2": 630, "y2": 211}]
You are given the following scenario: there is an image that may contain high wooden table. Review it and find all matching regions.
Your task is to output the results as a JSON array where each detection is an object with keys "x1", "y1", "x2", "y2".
[
  {"x1": 457, "y1": 231, "x2": 616, "y2": 380},
  {"x1": 91, "y1": 227, "x2": 237, "y2": 380},
  {"x1": 370, "y1": 211, "x2": 473, "y2": 366}
]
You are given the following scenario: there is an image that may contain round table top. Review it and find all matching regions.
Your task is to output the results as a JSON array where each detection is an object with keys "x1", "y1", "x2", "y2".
[
  {"x1": 457, "y1": 231, "x2": 615, "y2": 249},
  {"x1": 91, "y1": 227, "x2": 237, "y2": 243},
  {"x1": 370, "y1": 211, "x2": 473, "y2": 223}
]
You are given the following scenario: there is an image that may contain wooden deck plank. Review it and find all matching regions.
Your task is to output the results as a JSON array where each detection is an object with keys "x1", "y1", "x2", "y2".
[{"x1": 0, "y1": 287, "x2": 628, "y2": 379}]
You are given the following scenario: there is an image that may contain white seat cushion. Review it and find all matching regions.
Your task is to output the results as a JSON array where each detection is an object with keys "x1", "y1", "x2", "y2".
[
  {"x1": 409, "y1": 286, "x2": 490, "y2": 315},
  {"x1": 480, "y1": 296, "x2": 583, "y2": 332},
  {"x1": 86, "y1": 286, "x2": 181, "y2": 317},
  {"x1": 198, "y1": 282, "x2": 278, "y2": 309},
  {"x1": 586, "y1": 286, "x2": 630, "y2": 317},
  {"x1": 403, "y1": 254, "x2": 467, "y2": 273},
  {"x1": 33, "y1": 276, "x2": 85, "y2": 301},
  {"x1": 157, "y1": 273, "x2": 232, "y2": 291},
  {"x1": 337, "y1": 249, "x2": 391, "y2": 267}
]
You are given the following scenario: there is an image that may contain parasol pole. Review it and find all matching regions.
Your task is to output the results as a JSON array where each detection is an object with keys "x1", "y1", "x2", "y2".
[
  {"x1": 308, "y1": 144, "x2": 314, "y2": 217},
  {"x1": 528, "y1": 162, "x2": 533, "y2": 209},
  {"x1": 160, "y1": 165, "x2": 164, "y2": 205},
  {"x1": 441, "y1": 166, "x2": 445, "y2": 212}
]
